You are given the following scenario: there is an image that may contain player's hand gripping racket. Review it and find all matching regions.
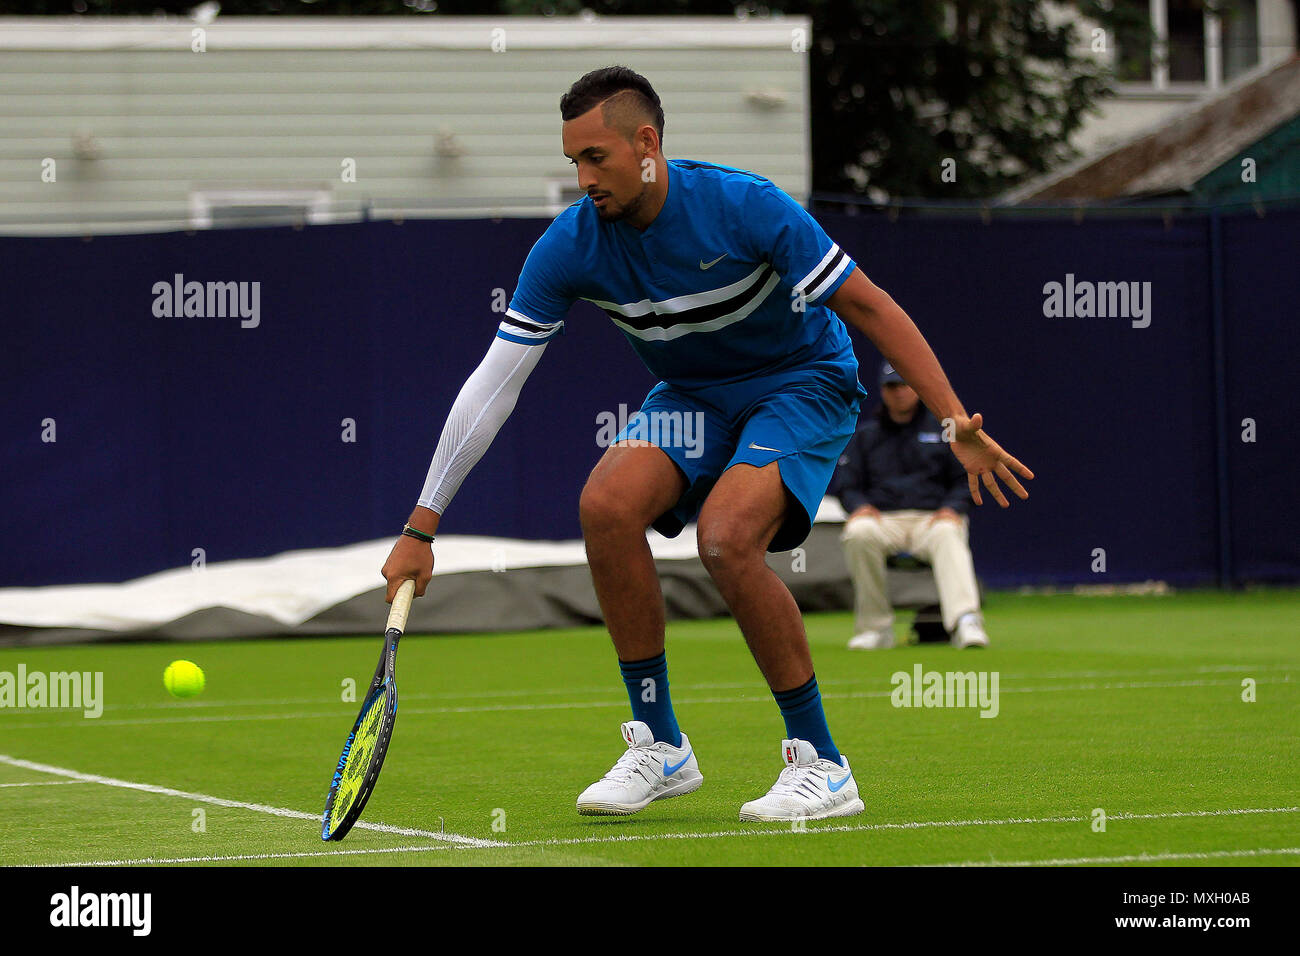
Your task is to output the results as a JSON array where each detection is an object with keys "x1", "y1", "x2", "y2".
[{"x1": 321, "y1": 578, "x2": 414, "y2": 841}]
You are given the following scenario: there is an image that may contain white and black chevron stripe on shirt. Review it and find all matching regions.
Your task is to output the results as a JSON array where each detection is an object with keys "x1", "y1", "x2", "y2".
[
  {"x1": 497, "y1": 309, "x2": 564, "y2": 343},
  {"x1": 586, "y1": 263, "x2": 782, "y2": 343},
  {"x1": 794, "y1": 243, "x2": 852, "y2": 305},
  {"x1": 579, "y1": 243, "x2": 850, "y2": 344}
]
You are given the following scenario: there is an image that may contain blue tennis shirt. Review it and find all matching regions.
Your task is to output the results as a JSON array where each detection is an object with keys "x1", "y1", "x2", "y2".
[{"x1": 499, "y1": 159, "x2": 860, "y2": 393}]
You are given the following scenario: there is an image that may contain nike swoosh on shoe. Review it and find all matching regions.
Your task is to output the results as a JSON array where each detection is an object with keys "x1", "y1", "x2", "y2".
[{"x1": 663, "y1": 750, "x2": 694, "y2": 776}]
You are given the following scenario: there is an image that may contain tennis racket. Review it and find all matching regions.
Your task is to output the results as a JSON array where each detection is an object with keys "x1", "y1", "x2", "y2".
[{"x1": 321, "y1": 578, "x2": 415, "y2": 841}]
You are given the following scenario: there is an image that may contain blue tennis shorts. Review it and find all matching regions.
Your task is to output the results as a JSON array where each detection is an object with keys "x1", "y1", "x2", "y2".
[{"x1": 614, "y1": 365, "x2": 867, "y2": 553}]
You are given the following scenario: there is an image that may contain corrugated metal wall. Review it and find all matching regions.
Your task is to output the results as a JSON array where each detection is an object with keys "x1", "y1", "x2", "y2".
[{"x1": 0, "y1": 16, "x2": 811, "y2": 235}]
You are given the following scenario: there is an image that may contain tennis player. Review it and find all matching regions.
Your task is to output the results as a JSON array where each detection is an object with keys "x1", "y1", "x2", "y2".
[{"x1": 381, "y1": 67, "x2": 1032, "y2": 822}]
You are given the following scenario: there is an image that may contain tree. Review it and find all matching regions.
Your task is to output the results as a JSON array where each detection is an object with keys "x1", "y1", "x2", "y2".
[{"x1": 803, "y1": 1, "x2": 1138, "y2": 200}]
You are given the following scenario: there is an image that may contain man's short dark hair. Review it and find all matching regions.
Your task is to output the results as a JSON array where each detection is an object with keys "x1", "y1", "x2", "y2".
[{"x1": 560, "y1": 66, "x2": 665, "y2": 146}]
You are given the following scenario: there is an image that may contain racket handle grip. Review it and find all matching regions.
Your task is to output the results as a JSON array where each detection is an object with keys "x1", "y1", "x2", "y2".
[{"x1": 387, "y1": 579, "x2": 416, "y2": 633}]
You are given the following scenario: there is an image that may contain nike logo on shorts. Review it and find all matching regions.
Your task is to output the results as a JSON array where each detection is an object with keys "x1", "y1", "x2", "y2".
[
  {"x1": 699, "y1": 253, "x2": 728, "y2": 270},
  {"x1": 748, "y1": 441, "x2": 783, "y2": 453}
]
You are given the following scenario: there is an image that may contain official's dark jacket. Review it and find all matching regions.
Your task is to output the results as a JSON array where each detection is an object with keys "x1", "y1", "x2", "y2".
[{"x1": 832, "y1": 406, "x2": 969, "y2": 515}]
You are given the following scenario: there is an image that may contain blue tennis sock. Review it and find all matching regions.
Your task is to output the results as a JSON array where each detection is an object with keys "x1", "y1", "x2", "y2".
[
  {"x1": 773, "y1": 676, "x2": 841, "y2": 765},
  {"x1": 619, "y1": 651, "x2": 682, "y2": 748}
]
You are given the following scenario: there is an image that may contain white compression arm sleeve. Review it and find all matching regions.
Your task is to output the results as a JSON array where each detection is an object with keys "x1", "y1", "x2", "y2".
[{"x1": 417, "y1": 335, "x2": 548, "y2": 515}]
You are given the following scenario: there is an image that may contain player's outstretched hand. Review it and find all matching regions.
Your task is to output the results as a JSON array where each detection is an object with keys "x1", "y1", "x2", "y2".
[
  {"x1": 948, "y1": 412, "x2": 1034, "y2": 507},
  {"x1": 381, "y1": 535, "x2": 435, "y2": 602}
]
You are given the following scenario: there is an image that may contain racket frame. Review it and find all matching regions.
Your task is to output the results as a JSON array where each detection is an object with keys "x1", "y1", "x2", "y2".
[{"x1": 321, "y1": 579, "x2": 415, "y2": 841}]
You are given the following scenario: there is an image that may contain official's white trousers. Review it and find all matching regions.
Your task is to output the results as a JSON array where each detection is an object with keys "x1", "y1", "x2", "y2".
[{"x1": 840, "y1": 510, "x2": 980, "y2": 634}]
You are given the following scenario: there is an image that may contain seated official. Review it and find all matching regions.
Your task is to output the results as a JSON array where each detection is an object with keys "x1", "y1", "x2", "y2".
[{"x1": 835, "y1": 363, "x2": 989, "y2": 650}]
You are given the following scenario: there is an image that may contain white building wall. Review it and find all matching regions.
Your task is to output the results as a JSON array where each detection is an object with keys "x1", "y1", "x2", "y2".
[{"x1": 0, "y1": 16, "x2": 812, "y2": 235}]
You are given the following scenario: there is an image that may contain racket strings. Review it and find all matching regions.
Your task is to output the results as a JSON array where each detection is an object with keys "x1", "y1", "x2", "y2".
[{"x1": 329, "y1": 685, "x2": 391, "y2": 830}]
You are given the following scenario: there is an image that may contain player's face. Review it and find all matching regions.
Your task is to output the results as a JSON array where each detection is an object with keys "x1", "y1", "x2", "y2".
[
  {"x1": 882, "y1": 382, "x2": 920, "y2": 419},
  {"x1": 562, "y1": 106, "x2": 653, "y2": 223}
]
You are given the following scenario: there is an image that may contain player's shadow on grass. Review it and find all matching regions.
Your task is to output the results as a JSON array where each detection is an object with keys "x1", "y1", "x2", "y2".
[{"x1": 582, "y1": 809, "x2": 719, "y2": 827}]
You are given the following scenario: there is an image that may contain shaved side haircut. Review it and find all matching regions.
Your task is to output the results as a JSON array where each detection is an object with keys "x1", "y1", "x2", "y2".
[{"x1": 560, "y1": 65, "x2": 665, "y2": 147}]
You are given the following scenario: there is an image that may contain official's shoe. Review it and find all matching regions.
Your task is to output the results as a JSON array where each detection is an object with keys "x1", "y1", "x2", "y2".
[
  {"x1": 576, "y1": 720, "x2": 702, "y2": 816},
  {"x1": 952, "y1": 613, "x2": 990, "y2": 648},
  {"x1": 738, "y1": 738, "x2": 865, "y2": 822},
  {"x1": 848, "y1": 629, "x2": 895, "y2": 650}
]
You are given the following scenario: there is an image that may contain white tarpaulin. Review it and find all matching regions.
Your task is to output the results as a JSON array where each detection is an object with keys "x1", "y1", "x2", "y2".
[{"x1": 0, "y1": 500, "x2": 870, "y2": 644}]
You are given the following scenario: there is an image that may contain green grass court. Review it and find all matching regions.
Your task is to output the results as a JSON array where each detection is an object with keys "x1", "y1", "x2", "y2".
[{"x1": 2, "y1": 590, "x2": 1296, "y2": 867}]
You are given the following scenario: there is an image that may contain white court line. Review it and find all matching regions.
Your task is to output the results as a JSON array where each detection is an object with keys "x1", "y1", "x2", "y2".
[
  {"x1": 85, "y1": 665, "x2": 1293, "y2": 713},
  {"x1": 30, "y1": 845, "x2": 458, "y2": 867},
  {"x1": 932, "y1": 847, "x2": 1300, "y2": 867},
  {"x1": 4, "y1": 676, "x2": 1292, "y2": 730},
  {"x1": 95, "y1": 680, "x2": 777, "y2": 712},
  {"x1": 0, "y1": 780, "x2": 94, "y2": 789},
  {"x1": 1023, "y1": 664, "x2": 1272, "y2": 680},
  {"x1": 2, "y1": 709, "x2": 376, "y2": 729},
  {"x1": 478, "y1": 805, "x2": 1300, "y2": 850},
  {"x1": 0, "y1": 754, "x2": 500, "y2": 848},
  {"x1": 31, "y1": 805, "x2": 1300, "y2": 866}
]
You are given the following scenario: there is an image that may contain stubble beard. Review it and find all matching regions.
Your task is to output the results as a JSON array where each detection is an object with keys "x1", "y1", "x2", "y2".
[{"x1": 596, "y1": 180, "x2": 650, "y2": 224}]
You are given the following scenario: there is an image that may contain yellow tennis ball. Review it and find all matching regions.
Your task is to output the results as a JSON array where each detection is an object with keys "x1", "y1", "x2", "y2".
[{"x1": 163, "y1": 660, "x2": 205, "y2": 699}]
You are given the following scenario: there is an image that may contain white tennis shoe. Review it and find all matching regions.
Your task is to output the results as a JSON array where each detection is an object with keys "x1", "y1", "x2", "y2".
[
  {"x1": 739, "y1": 738, "x2": 865, "y2": 822},
  {"x1": 848, "y1": 628, "x2": 895, "y2": 650},
  {"x1": 952, "y1": 613, "x2": 990, "y2": 648},
  {"x1": 576, "y1": 720, "x2": 702, "y2": 816}
]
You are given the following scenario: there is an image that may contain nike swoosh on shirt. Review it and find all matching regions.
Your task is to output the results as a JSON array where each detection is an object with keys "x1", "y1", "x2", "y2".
[
  {"x1": 663, "y1": 750, "x2": 693, "y2": 776},
  {"x1": 699, "y1": 253, "x2": 728, "y2": 270},
  {"x1": 748, "y1": 442, "x2": 783, "y2": 453}
]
